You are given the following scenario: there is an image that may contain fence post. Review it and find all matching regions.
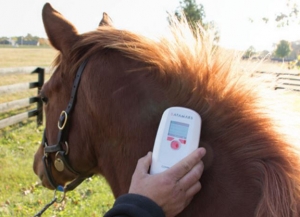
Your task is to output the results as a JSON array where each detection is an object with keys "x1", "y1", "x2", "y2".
[{"x1": 32, "y1": 67, "x2": 44, "y2": 126}]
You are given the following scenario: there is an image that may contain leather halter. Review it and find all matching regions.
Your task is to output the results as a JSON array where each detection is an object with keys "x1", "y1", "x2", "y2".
[{"x1": 41, "y1": 59, "x2": 92, "y2": 192}]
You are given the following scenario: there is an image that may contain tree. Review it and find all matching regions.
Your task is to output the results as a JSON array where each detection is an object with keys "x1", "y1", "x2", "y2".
[
  {"x1": 297, "y1": 55, "x2": 300, "y2": 67},
  {"x1": 275, "y1": 40, "x2": 292, "y2": 62},
  {"x1": 244, "y1": 46, "x2": 256, "y2": 58},
  {"x1": 174, "y1": 0, "x2": 219, "y2": 42},
  {"x1": 275, "y1": 0, "x2": 299, "y2": 27},
  {"x1": 175, "y1": 0, "x2": 206, "y2": 27},
  {"x1": 255, "y1": 0, "x2": 299, "y2": 27}
]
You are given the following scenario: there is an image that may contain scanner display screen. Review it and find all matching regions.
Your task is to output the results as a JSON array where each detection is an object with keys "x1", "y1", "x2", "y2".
[{"x1": 168, "y1": 121, "x2": 189, "y2": 139}]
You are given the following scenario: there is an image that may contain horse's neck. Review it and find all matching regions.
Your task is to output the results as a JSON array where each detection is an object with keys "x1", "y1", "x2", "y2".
[
  {"x1": 84, "y1": 55, "x2": 167, "y2": 197},
  {"x1": 98, "y1": 147, "x2": 137, "y2": 197}
]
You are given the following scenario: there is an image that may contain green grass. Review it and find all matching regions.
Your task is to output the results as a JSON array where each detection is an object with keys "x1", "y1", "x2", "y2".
[{"x1": 0, "y1": 121, "x2": 114, "y2": 217}]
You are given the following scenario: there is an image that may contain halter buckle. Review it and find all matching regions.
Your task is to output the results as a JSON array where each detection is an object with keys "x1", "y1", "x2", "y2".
[{"x1": 44, "y1": 142, "x2": 48, "y2": 157}]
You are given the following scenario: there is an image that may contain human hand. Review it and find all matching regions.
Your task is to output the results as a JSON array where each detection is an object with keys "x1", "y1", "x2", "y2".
[{"x1": 129, "y1": 148, "x2": 206, "y2": 217}]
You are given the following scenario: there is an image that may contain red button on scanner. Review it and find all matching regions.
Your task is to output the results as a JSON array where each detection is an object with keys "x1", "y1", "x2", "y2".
[
  {"x1": 171, "y1": 141, "x2": 180, "y2": 150},
  {"x1": 179, "y1": 139, "x2": 186, "y2": 144},
  {"x1": 167, "y1": 136, "x2": 174, "y2": 141}
]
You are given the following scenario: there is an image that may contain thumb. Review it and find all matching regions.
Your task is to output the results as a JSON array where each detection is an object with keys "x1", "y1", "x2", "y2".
[{"x1": 134, "y1": 152, "x2": 152, "y2": 176}]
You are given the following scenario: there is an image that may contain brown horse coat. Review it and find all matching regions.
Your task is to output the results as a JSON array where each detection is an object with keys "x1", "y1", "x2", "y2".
[{"x1": 33, "y1": 3, "x2": 300, "y2": 217}]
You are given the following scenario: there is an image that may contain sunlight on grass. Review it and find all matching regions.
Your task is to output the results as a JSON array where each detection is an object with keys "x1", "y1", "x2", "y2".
[
  {"x1": 0, "y1": 48, "x2": 57, "y2": 68},
  {"x1": 0, "y1": 73, "x2": 51, "y2": 104}
]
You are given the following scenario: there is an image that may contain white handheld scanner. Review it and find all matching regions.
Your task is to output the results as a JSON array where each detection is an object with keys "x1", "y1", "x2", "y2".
[{"x1": 150, "y1": 107, "x2": 201, "y2": 174}]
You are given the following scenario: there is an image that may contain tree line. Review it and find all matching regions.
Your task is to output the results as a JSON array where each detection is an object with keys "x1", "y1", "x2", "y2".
[
  {"x1": 244, "y1": 40, "x2": 300, "y2": 62},
  {"x1": 0, "y1": 34, "x2": 49, "y2": 46}
]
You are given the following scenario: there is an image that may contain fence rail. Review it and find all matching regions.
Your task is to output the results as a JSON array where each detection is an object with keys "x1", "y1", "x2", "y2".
[
  {"x1": 275, "y1": 74, "x2": 300, "y2": 92},
  {"x1": 253, "y1": 70, "x2": 300, "y2": 92},
  {"x1": 0, "y1": 67, "x2": 44, "y2": 129},
  {"x1": 0, "y1": 82, "x2": 40, "y2": 95}
]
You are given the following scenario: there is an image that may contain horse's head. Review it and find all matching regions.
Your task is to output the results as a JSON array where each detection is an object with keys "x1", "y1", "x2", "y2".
[
  {"x1": 33, "y1": 3, "x2": 164, "y2": 195},
  {"x1": 33, "y1": 3, "x2": 114, "y2": 190}
]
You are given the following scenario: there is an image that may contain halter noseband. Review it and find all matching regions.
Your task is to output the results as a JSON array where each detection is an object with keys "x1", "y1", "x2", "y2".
[{"x1": 41, "y1": 59, "x2": 92, "y2": 192}]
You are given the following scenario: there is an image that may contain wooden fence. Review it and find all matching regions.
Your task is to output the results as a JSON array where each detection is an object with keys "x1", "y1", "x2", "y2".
[
  {"x1": 0, "y1": 67, "x2": 44, "y2": 129},
  {"x1": 253, "y1": 70, "x2": 300, "y2": 92},
  {"x1": 275, "y1": 74, "x2": 300, "y2": 92}
]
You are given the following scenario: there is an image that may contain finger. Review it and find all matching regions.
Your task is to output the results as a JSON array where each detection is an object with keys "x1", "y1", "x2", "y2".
[
  {"x1": 133, "y1": 152, "x2": 152, "y2": 177},
  {"x1": 185, "y1": 181, "x2": 201, "y2": 199},
  {"x1": 179, "y1": 161, "x2": 204, "y2": 191},
  {"x1": 166, "y1": 148, "x2": 206, "y2": 180}
]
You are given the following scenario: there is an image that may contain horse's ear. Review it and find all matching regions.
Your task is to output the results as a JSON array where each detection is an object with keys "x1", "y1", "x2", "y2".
[
  {"x1": 42, "y1": 3, "x2": 79, "y2": 55},
  {"x1": 99, "y1": 12, "x2": 113, "y2": 27}
]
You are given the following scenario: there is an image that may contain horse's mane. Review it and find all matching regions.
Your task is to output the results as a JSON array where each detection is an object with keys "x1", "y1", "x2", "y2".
[{"x1": 54, "y1": 18, "x2": 300, "y2": 216}]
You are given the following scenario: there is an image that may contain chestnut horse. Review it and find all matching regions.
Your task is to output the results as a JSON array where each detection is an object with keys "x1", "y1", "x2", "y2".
[{"x1": 33, "y1": 3, "x2": 300, "y2": 217}]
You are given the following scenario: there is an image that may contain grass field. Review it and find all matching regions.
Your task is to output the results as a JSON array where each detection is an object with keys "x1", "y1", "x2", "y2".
[
  {"x1": 0, "y1": 121, "x2": 114, "y2": 217},
  {"x1": 0, "y1": 102, "x2": 115, "y2": 216},
  {"x1": 0, "y1": 47, "x2": 300, "y2": 216},
  {"x1": 0, "y1": 47, "x2": 115, "y2": 216},
  {"x1": 0, "y1": 47, "x2": 57, "y2": 68}
]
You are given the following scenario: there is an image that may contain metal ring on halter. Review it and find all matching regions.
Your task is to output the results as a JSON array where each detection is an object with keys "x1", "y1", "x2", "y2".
[
  {"x1": 55, "y1": 151, "x2": 60, "y2": 158},
  {"x1": 54, "y1": 189, "x2": 66, "y2": 203},
  {"x1": 58, "y1": 111, "x2": 68, "y2": 130},
  {"x1": 64, "y1": 141, "x2": 69, "y2": 155}
]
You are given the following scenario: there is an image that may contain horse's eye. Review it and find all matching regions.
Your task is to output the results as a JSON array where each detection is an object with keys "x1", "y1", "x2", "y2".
[{"x1": 41, "y1": 96, "x2": 48, "y2": 104}]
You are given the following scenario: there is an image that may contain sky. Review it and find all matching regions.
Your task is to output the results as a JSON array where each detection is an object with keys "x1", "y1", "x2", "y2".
[{"x1": 0, "y1": 0, "x2": 299, "y2": 51}]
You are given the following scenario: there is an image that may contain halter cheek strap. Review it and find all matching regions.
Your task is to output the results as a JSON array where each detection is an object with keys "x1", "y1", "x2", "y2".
[
  {"x1": 42, "y1": 59, "x2": 93, "y2": 192},
  {"x1": 44, "y1": 59, "x2": 89, "y2": 154}
]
